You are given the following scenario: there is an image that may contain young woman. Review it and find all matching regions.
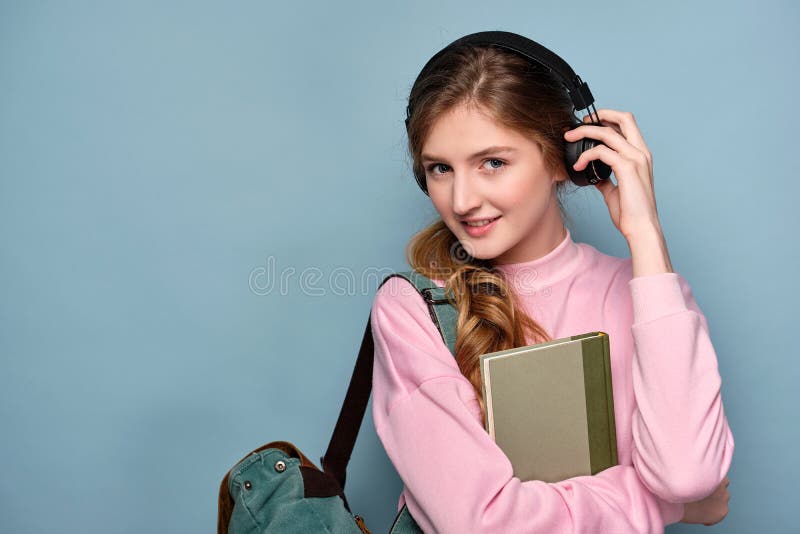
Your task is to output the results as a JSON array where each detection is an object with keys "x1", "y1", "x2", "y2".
[{"x1": 370, "y1": 31, "x2": 734, "y2": 532}]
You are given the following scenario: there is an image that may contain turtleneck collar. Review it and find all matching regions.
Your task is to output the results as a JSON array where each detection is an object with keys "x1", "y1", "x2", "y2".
[{"x1": 491, "y1": 228, "x2": 583, "y2": 296}]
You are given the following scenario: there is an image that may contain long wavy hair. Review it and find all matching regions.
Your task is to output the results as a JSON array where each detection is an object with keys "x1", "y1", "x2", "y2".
[{"x1": 405, "y1": 43, "x2": 577, "y2": 426}]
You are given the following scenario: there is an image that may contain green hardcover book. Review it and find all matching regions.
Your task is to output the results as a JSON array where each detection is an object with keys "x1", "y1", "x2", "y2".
[{"x1": 479, "y1": 332, "x2": 618, "y2": 483}]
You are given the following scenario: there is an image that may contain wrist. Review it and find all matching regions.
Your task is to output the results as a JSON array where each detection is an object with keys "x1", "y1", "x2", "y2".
[
  {"x1": 623, "y1": 221, "x2": 663, "y2": 245},
  {"x1": 627, "y1": 227, "x2": 674, "y2": 277}
]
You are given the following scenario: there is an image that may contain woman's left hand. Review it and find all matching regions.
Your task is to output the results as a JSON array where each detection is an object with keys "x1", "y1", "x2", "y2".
[
  {"x1": 681, "y1": 476, "x2": 731, "y2": 526},
  {"x1": 563, "y1": 108, "x2": 661, "y2": 242}
]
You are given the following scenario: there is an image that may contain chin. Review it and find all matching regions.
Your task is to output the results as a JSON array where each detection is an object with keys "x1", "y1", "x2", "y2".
[{"x1": 454, "y1": 237, "x2": 504, "y2": 263}]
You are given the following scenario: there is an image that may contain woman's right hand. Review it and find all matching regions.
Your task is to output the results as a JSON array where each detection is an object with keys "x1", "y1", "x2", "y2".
[{"x1": 680, "y1": 475, "x2": 730, "y2": 526}]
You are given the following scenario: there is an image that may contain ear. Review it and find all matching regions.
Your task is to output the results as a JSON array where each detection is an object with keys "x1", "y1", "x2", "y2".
[
  {"x1": 552, "y1": 168, "x2": 569, "y2": 183},
  {"x1": 549, "y1": 162, "x2": 569, "y2": 184}
]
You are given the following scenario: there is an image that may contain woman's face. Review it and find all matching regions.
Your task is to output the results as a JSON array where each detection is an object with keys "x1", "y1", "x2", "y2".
[{"x1": 421, "y1": 102, "x2": 567, "y2": 265}]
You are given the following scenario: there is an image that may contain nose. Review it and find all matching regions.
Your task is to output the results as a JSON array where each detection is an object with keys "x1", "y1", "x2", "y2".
[{"x1": 451, "y1": 170, "x2": 482, "y2": 216}]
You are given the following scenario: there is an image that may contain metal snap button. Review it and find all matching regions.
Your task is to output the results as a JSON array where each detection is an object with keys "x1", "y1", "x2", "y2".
[
  {"x1": 274, "y1": 460, "x2": 286, "y2": 472},
  {"x1": 243, "y1": 481, "x2": 252, "y2": 490}
]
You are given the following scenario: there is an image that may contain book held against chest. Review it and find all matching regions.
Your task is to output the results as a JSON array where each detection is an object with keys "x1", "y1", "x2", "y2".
[{"x1": 479, "y1": 331, "x2": 618, "y2": 483}]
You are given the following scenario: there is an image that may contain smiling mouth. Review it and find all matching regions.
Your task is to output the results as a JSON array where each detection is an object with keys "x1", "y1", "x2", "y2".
[{"x1": 462, "y1": 216, "x2": 500, "y2": 227}]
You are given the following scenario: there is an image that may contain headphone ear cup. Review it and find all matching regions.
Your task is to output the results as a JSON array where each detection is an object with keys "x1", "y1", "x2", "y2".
[{"x1": 564, "y1": 127, "x2": 612, "y2": 186}]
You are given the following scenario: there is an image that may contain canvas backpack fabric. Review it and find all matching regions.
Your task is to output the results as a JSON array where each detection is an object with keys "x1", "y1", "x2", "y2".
[{"x1": 217, "y1": 270, "x2": 458, "y2": 534}]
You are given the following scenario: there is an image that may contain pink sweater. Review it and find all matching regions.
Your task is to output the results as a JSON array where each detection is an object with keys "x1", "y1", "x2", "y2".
[{"x1": 370, "y1": 229, "x2": 734, "y2": 533}]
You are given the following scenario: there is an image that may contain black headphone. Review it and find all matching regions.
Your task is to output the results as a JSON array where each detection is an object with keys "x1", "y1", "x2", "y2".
[{"x1": 405, "y1": 30, "x2": 612, "y2": 192}]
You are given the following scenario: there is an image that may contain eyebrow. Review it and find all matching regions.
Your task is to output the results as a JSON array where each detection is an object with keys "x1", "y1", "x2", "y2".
[{"x1": 421, "y1": 145, "x2": 518, "y2": 164}]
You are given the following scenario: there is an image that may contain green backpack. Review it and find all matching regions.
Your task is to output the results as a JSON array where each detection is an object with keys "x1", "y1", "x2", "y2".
[{"x1": 218, "y1": 270, "x2": 458, "y2": 534}]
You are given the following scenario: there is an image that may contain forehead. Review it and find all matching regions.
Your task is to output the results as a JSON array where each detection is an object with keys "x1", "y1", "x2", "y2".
[{"x1": 421, "y1": 103, "x2": 533, "y2": 158}]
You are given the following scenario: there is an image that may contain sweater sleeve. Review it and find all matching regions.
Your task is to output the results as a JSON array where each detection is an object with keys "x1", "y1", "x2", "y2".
[
  {"x1": 370, "y1": 276, "x2": 684, "y2": 534},
  {"x1": 627, "y1": 270, "x2": 735, "y2": 503}
]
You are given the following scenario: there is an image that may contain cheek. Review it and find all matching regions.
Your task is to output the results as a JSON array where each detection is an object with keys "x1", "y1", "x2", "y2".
[
  {"x1": 429, "y1": 191, "x2": 468, "y2": 235},
  {"x1": 492, "y1": 186, "x2": 530, "y2": 213},
  {"x1": 496, "y1": 189, "x2": 551, "y2": 226},
  {"x1": 505, "y1": 171, "x2": 552, "y2": 207},
  {"x1": 428, "y1": 188, "x2": 451, "y2": 217}
]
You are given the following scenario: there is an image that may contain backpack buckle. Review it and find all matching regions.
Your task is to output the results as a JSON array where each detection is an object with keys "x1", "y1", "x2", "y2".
[{"x1": 420, "y1": 287, "x2": 451, "y2": 305}]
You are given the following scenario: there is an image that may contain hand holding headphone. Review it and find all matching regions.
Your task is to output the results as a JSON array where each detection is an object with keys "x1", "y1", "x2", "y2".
[{"x1": 565, "y1": 108, "x2": 663, "y2": 242}]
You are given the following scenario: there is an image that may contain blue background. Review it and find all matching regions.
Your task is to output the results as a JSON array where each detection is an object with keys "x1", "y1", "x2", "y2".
[{"x1": 1, "y1": 1, "x2": 796, "y2": 532}]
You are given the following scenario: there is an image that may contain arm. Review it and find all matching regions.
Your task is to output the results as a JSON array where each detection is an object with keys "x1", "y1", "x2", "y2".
[
  {"x1": 627, "y1": 270, "x2": 735, "y2": 503},
  {"x1": 565, "y1": 106, "x2": 734, "y2": 503},
  {"x1": 371, "y1": 276, "x2": 684, "y2": 533}
]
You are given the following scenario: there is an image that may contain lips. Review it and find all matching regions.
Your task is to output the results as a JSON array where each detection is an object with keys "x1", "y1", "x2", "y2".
[
  {"x1": 461, "y1": 216, "x2": 501, "y2": 237},
  {"x1": 462, "y1": 216, "x2": 500, "y2": 227}
]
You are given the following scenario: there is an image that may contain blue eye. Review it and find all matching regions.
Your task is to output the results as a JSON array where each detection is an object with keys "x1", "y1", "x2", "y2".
[
  {"x1": 427, "y1": 163, "x2": 450, "y2": 175},
  {"x1": 485, "y1": 158, "x2": 505, "y2": 170},
  {"x1": 425, "y1": 159, "x2": 505, "y2": 176}
]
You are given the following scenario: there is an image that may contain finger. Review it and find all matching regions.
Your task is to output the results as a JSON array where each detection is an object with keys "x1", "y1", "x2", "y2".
[
  {"x1": 571, "y1": 140, "x2": 633, "y2": 176},
  {"x1": 582, "y1": 113, "x2": 623, "y2": 136},
  {"x1": 594, "y1": 175, "x2": 617, "y2": 199},
  {"x1": 568, "y1": 123, "x2": 635, "y2": 153},
  {"x1": 565, "y1": 125, "x2": 647, "y2": 166},
  {"x1": 589, "y1": 109, "x2": 649, "y2": 153}
]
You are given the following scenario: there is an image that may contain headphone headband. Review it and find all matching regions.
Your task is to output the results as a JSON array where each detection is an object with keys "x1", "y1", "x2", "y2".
[{"x1": 405, "y1": 30, "x2": 595, "y2": 129}]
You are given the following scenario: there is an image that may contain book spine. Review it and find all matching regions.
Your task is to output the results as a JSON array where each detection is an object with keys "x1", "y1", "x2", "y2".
[
  {"x1": 601, "y1": 333, "x2": 618, "y2": 466},
  {"x1": 582, "y1": 333, "x2": 618, "y2": 474}
]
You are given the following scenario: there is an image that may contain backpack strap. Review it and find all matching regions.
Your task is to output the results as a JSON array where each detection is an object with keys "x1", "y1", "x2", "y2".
[
  {"x1": 396, "y1": 270, "x2": 458, "y2": 355},
  {"x1": 320, "y1": 270, "x2": 457, "y2": 492}
]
